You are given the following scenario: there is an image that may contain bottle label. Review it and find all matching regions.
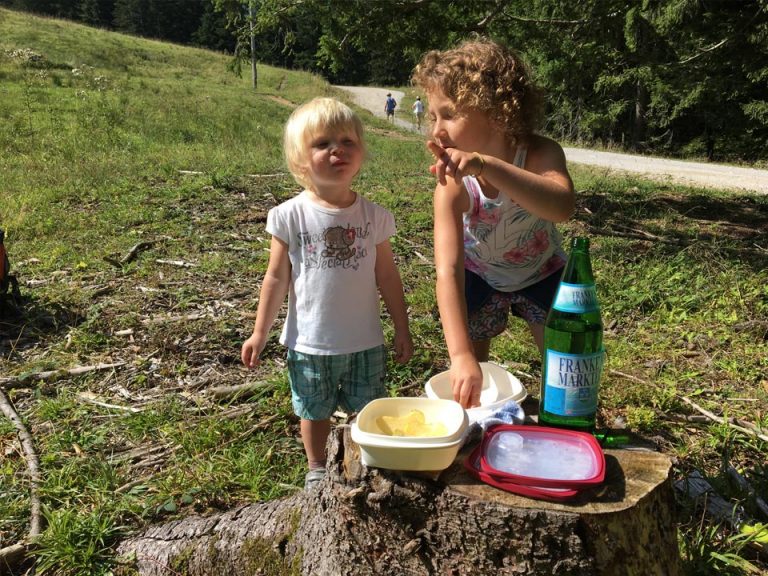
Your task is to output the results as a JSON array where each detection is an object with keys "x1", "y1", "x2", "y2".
[
  {"x1": 552, "y1": 282, "x2": 599, "y2": 313},
  {"x1": 543, "y1": 349, "x2": 604, "y2": 417}
]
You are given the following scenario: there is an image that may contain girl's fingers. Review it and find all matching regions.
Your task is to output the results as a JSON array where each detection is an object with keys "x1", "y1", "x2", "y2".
[
  {"x1": 426, "y1": 140, "x2": 444, "y2": 158},
  {"x1": 426, "y1": 141, "x2": 454, "y2": 185}
]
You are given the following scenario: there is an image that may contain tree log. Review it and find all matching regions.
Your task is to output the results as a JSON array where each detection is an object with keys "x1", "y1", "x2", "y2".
[{"x1": 117, "y1": 424, "x2": 680, "y2": 576}]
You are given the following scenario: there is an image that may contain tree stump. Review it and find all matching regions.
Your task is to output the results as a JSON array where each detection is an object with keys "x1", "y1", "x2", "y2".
[{"x1": 117, "y1": 421, "x2": 680, "y2": 576}]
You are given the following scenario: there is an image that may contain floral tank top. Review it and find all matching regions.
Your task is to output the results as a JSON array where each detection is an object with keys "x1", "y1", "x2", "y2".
[{"x1": 462, "y1": 146, "x2": 565, "y2": 292}]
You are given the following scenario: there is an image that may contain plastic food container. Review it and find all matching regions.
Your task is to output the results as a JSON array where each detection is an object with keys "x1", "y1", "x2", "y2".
[
  {"x1": 351, "y1": 397, "x2": 469, "y2": 471},
  {"x1": 425, "y1": 362, "x2": 527, "y2": 423},
  {"x1": 464, "y1": 424, "x2": 606, "y2": 501}
]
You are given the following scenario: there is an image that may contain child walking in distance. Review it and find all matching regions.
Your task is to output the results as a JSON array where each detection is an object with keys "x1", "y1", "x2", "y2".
[
  {"x1": 241, "y1": 97, "x2": 413, "y2": 490},
  {"x1": 412, "y1": 96, "x2": 425, "y2": 130},
  {"x1": 384, "y1": 93, "x2": 397, "y2": 122},
  {"x1": 412, "y1": 38, "x2": 575, "y2": 409}
]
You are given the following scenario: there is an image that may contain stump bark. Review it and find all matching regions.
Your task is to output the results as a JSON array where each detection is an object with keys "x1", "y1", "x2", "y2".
[{"x1": 117, "y1": 423, "x2": 680, "y2": 576}]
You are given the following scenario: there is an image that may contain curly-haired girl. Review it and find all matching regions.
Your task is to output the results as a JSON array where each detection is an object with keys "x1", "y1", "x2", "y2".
[{"x1": 412, "y1": 38, "x2": 575, "y2": 409}]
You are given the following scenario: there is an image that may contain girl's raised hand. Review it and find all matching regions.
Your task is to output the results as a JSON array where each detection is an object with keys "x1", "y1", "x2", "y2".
[{"x1": 426, "y1": 141, "x2": 483, "y2": 186}]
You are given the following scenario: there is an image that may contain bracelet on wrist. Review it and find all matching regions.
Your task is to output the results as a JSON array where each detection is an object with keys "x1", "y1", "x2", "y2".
[{"x1": 472, "y1": 152, "x2": 485, "y2": 176}]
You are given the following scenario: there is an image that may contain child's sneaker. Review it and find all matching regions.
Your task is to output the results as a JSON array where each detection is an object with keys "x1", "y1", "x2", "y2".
[{"x1": 304, "y1": 468, "x2": 326, "y2": 490}]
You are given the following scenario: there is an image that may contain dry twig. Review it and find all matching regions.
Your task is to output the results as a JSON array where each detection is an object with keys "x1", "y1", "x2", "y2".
[
  {"x1": 204, "y1": 381, "x2": 273, "y2": 401},
  {"x1": 610, "y1": 370, "x2": 768, "y2": 442},
  {"x1": 141, "y1": 313, "x2": 209, "y2": 325},
  {"x1": 0, "y1": 388, "x2": 42, "y2": 570},
  {"x1": 679, "y1": 396, "x2": 768, "y2": 443},
  {"x1": 121, "y1": 241, "x2": 157, "y2": 265},
  {"x1": 76, "y1": 391, "x2": 144, "y2": 413},
  {"x1": 0, "y1": 362, "x2": 126, "y2": 391},
  {"x1": 155, "y1": 259, "x2": 196, "y2": 268}
]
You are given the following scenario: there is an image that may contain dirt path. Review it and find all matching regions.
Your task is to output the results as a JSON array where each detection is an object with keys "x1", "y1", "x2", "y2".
[
  {"x1": 336, "y1": 86, "x2": 413, "y2": 130},
  {"x1": 337, "y1": 85, "x2": 768, "y2": 195}
]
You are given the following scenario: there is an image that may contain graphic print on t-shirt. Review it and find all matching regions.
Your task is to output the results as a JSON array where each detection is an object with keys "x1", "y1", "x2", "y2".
[
  {"x1": 299, "y1": 222, "x2": 372, "y2": 271},
  {"x1": 322, "y1": 226, "x2": 356, "y2": 260}
]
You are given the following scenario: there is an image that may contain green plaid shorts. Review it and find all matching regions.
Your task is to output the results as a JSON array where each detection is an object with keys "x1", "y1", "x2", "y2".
[{"x1": 287, "y1": 345, "x2": 388, "y2": 420}]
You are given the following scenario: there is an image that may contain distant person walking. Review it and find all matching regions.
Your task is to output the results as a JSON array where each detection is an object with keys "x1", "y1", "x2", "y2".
[
  {"x1": 384, "y1": 93, "x2": 397, "y2": 122},
  {"x1": 412, "y1": 96, "x2": 425, "y2": 130}
]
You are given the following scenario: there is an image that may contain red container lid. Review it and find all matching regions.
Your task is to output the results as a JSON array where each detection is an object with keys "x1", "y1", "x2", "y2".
[{"x1": 464, "y1": 424, "x2": 606, "y2": 501}]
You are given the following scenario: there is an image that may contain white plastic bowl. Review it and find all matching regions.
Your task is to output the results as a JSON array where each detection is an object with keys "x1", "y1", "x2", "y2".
[
  {"x1": 351, "y1": 397, "x2": 468, "y2": 471},
  {"x1": 425, "y1": 362, "x2": 527, "y2": 424}
]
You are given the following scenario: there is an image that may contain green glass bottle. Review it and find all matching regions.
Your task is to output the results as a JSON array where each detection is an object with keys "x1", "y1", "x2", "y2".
[{"x1": 539, "y1": 237, "x2": 605, "y2": 432}]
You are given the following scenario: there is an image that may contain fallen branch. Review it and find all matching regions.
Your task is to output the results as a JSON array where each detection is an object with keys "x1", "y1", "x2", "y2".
[
  {"x1": 609, "y1": 370, "x2": 768, "y2": 443},
  {"x1": 0, "y1": 362, "x2": 126, "y2": 390},
  {"x1": 226, "y1": 413, "x2": 281, "y2": 447},
  {"x1": 679, "y1": 396, "x2": 768, "y2": 443},
  {"x1": 675, "y1": 470, "x2": 741, "y2": 525},
  {"x1": 203, "y1": 381, "x2": 273, "y2": 401},
  {"x1": 155, "y1": 259, "x2": 196, "y2": 268},
  {"x1": 398, "y1": 237, "x2": 432, "y2": 264},
  {"x1": 588, "y1": 225, "x2": 686, "y2": 246},
  {"x1": 245, "y1": 172, "x2": 288, "y2": 179},
  {"x1": 675, "y1": 470, "x2": 768, "y2": 555},
  {"x1": 77, "y1": 391, "x2": 144, "y2": 413},
  {"x1": 0, "y1": 543, "x2": 28, "y2": 574},
  {"x1": 589, "y1": 225, "x2": 768, "y2": 258},
  {"x1": 0, "y1": 389, "x2": 42, "y2": 572},
  {"x1": 611, "y1": 223, "x2": 667, "y2": 241},
  {"x1": 121, "y1": 241, "x2": 157, "y2": 265},
  {"x1": 104, "y1": 242, "x2": 159, "y2": 268},
  {"x1": 726, "y1": 465, "x2": 768, "y2": 520},
  {"x1": 141, "y1": 313, "x2": 209, "y2": 325},
  {"x1": 412, "y1": 250, "x2": 431, "y2": 264},
  {"x1": 110, "y1": 443, "x2": 173, "y2": 464},
  {"x1": 178, "y1": 170, "x2": 287, "y2": 179}
]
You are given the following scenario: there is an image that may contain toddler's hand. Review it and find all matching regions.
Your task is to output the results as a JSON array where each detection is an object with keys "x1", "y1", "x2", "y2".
[
  {"x1": 393, "y1": 331, "x2": 414, "y2": 364},
  {"x1": 241, "y1": 333, "x2": 266, "y2": 369}
]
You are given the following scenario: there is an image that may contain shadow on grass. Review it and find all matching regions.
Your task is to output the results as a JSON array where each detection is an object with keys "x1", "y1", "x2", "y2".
[
  {"x1": 577, "y1": 190, "x2": 768, "y2": 271},
  {"x1": 0, "y1": 295, "x2": 84, "y2": 359}
]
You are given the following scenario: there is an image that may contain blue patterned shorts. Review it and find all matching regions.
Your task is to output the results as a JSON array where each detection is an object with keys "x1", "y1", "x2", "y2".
[
  {"x1": 465, "y1": 269, "x2": 563, "y2": 341},
  {"x1": 287, "y1": 345, "x2": 388, "y2": 420}
]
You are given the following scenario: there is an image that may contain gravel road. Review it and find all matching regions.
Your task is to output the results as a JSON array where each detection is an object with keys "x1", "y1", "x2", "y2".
[{"x1": 336, "y1": 85, "x2": 768, "y2": 195}]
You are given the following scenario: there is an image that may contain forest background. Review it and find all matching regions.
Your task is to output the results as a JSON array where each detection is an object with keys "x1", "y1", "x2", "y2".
[{"x1": 2, "y1": 0, "x2": 767, "y2": 164}]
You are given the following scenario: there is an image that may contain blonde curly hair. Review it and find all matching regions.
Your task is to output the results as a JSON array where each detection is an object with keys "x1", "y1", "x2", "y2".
[{"x1": 411, "y1": 38, "x2": 543, "y2": 146}]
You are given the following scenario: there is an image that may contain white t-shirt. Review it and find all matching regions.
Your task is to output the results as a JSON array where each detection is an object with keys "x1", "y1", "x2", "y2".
[
  {"x1": 412, "y1": 100, "x2": 424, "y2": 115},
  {"x1": 266, "y1": 191, "x2": 396, "y2": 355}
]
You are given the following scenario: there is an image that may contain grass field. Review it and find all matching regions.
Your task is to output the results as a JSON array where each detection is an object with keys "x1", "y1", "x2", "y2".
[{"x1": 1, "y1": 7, "x2": 767, "y2": 575}]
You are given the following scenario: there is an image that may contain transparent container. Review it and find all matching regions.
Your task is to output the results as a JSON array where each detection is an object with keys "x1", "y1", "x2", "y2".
[{"x1": 464, "y1": 424, "x2": 606, "y2": 501}]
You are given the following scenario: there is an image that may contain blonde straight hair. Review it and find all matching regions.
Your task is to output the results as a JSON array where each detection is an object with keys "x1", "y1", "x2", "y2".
[{"x1": 283, "y1": 97, "x2": 366, "y2": 189}]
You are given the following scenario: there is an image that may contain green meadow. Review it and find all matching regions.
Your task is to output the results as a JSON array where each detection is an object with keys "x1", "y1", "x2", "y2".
[{"x1": 1, "y1": 7, "x2": 767, "y2": 575}]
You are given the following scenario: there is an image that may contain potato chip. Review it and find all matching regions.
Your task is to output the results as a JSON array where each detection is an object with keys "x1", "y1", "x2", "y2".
[{"x1": 376, "y1": 410, "x2": 448, "y2": 437}]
